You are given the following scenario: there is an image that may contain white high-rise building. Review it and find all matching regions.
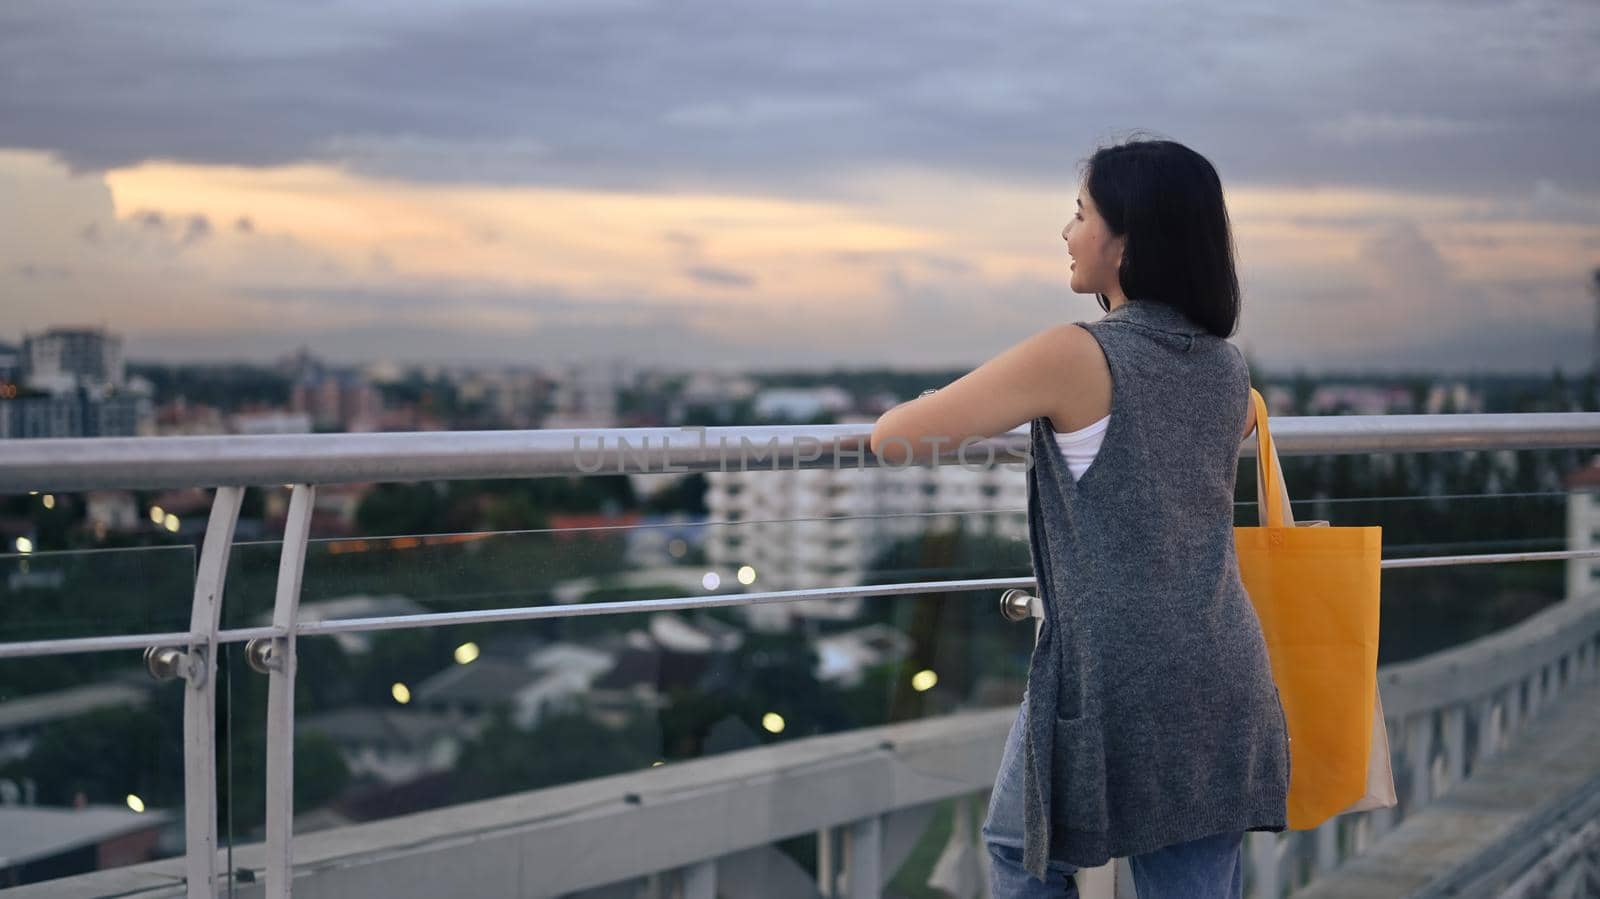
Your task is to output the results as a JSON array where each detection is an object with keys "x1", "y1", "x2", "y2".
[
  {"x1": 22, "y1": 327, "x2": 124, "y2": 387},
  {"x1": 704, "y1": 455, "x2": 1029, "y2": 630},
  {"x1": 3, "y1": 327, "x2": 151, "y2": 438}
]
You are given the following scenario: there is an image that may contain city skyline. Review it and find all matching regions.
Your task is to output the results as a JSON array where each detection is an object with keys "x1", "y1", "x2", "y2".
[{"x1": 2, "y1": 0, "x2": 1597, "y2": 374}]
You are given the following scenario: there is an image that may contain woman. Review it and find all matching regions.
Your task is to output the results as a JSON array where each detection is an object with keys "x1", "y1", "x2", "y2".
[{"x1": 869, "y1": 137, "x2": 1288, "y2": 898}]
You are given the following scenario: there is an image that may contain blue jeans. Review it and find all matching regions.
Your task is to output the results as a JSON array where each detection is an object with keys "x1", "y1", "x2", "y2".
[{"x1": 982, "y1": 695, "x2": 1246, "y2": 898}]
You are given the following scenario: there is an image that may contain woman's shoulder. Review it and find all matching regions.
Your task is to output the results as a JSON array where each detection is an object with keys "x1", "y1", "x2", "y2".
[{"x1": 1018, "y1": 321, "x2": 1106, "y2": 380}]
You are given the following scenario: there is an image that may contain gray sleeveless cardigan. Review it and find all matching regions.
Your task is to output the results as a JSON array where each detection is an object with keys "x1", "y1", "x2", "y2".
[{"x1": 1019, "y1": 298, "x2": 1289, "y2": 880}]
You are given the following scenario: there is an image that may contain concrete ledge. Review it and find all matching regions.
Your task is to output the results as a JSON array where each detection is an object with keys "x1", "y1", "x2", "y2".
[
  {"x1": 1379, "y1": 593, "x2": 1600, "y2": 718},
  {"x1": 3, "y1": 706, "x2": 1015, "y2": 898}
]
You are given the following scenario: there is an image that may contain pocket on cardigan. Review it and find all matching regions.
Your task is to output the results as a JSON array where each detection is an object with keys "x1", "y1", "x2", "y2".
[{"x1": 1051, "y1": 713, "x2": 1110, "y2": 833}]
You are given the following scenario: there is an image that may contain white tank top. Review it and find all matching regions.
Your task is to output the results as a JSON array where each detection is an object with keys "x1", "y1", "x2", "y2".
[{"x1": 1052, "y1": 413, "x2": 1110, "y2": 481}]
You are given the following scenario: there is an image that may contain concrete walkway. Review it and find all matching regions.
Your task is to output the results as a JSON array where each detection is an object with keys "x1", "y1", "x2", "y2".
[{"x1": 1297, "y1": 676, "x2": 1600, "y2": 898}]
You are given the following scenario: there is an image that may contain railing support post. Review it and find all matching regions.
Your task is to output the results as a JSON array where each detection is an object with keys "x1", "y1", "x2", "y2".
[
  {"x1": 1249, "y1": 832, "x2": 1280, "y2": 899},
  {"x1": 1510, "y1": 679, "x2": 1528, "y2": 737},
  {"x1": 1407, "y1": 714, "x2": 1433, "y2": 813},
  {"x1": 817, "y1": 824, "x2": 835, "y2": 897},
  {"x1": 258, "y1": 484, "x2": 315, "y2": 899},
  {"x1": 681, "y1": 859, "x2": 716, "y2": 899},
  {"x1": 182, "y1": 487, "x2": 243, "y2": 899},
  {"x1": 1314, "y1": 820, "x2": 1339, "y2": 874},
  {"x1": 846, "y1": 815, "x2": 882, "y2": 899},
  {"x1": 1371, "y1": 798, "x2": 1396, "y2": 840},
  {"x1": 1476, "y1": 695, "x2": 1501, "y2": 763},
  {"x1": 1443, "y1": 705, "x2": 1466, "y2": 789}
]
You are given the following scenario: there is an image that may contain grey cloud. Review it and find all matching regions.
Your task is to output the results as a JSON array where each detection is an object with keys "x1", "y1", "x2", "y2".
[
  {"x1": 1328, "y1": 304, "x2": 1590, "y2": 375},
  {"x1": 666, "y1": 230, "x2": 757, "y2": 288},
  {"x1": 0, "y1": 0, "x2": 1595, "y2": 194},
  {"x1": 1354, "y1": 222, "x2": 1507, "y2": 328},
  {"x1": 4, "y1": 0, "x2": 1595, "y2": 378},
  {"x1": 662, "y1": 231, "x2": 701, "y2": 252},
  {"x1": 1235, "y1": 273, "x2": 1591, "y2": 375},
  {"x1": 182, "y1": 214, "x2": 212, "y2": 245},
  {"x1": 239, "y1": 282, "x2": 721, "y2": 322},
  {"x1": 683, "y1": 265, "x2": 756, "y2": 288},
  {"x1": 74, "y1": 207, "x2": 226, "y2": 256},
  {"x1": 1360, "y1": 222, "x2": 1453, "y2": 290},
  {"x1": 123, "y1": 320, "x2": 742, "y2": 369},
  {"x1": 150, "y1": 276, "x2": 1040, "y2": 370},
  {"x1": 1307, "y1": 113, "x2": 1496, "y2": 146},
  {"x1": 834, "y1": 250, "x2": 974, "y2": 276},
  {"x1": 1287, "y1": 215, "x2": 1401, "y2": 230},
  {"x1": 1501, "y1": 179, "x2": 1600, "y2": 225}
]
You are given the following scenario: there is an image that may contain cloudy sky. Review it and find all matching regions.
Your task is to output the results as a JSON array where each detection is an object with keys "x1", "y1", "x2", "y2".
[{"x1": 2, "y1": 0, "x2": 1597, "y2": 374}]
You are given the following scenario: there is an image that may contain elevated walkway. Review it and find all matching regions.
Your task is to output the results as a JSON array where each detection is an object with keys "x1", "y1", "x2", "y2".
[{"x1": 1298, "y1": 675, "x2": 1600, "y2": 898}]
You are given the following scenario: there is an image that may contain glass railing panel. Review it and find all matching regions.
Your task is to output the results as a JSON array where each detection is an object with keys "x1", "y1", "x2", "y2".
[
  {"x1": 282, "y1": 585, "x2": 1032, "y2": 894},
  {"x1": 217, "y1": 505, "x2": 1034, "y2": 893},
  {"x1": 0, "y1": 542, "x2": 198, "y2": 889},
  {"x1": 219, "y1": 479, "x2": 1035, "y2": 628},
  {"x1": 0, "y1": 544, "x2": 197, "y2": 644}
]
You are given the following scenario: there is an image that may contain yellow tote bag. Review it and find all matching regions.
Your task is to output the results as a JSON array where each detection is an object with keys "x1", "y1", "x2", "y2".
[{"x1": 1236, "y1": 388, "x2": 1386, "y2": 830}]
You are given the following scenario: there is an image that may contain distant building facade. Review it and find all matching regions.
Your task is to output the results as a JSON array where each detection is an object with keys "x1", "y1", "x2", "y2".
[
  {"x1": 1, "y1": 327, "x2": 152, "y2": 439},
  {"x1": 22, "y1": 327, "x2": 123, "y2": 386},
  {"x1": 703, "y1": 454, "x2": 1028, "y2": 629},
  {"x1": 543, "y1": 360, "x2": 630, "y2": 429},
  {"x1": 1564, "y1": 457, "x2": 1600, "y2": 602}
]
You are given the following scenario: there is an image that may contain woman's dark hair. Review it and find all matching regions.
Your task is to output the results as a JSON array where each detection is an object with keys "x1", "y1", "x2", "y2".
[{"x1": 1082, "y1": 137, "x2": 1241, "y2": 337}]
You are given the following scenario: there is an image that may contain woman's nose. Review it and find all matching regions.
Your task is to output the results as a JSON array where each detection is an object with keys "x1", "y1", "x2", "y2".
[{"x1": 1061, "y1": 224, "x2": 1070, "y2": 241}]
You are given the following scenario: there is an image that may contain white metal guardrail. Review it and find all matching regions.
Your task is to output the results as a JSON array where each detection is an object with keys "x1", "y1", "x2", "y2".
[{"x1": 4, "y1": 412, "x2": 1599, "y2": 493}]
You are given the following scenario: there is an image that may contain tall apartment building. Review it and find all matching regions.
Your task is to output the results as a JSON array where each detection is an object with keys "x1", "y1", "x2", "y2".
[
  {"x1": 0, "y1": 342, "x2": 19, "y2": 383},
  {"x1": 703, "y1": 458, "x2": 1028, "y2": 630},
  {"x1": 290, "y1": 374, "x2": 382, "y2": 431},
  {"x1": 22, "y1": 327, "x2": 124, "y2": 386},
  {"x1": 2, "y1": 327, "x2": 150, "y2": 438}
]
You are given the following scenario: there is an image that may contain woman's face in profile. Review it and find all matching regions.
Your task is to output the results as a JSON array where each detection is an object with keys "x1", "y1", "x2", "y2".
[{"x1": 1061, "y1": 186, "x2": 1124, "y2": 298}]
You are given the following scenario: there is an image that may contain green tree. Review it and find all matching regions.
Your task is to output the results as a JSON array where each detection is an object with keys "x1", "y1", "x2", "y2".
[
  {"x1": 356, "y1": 483, "x2": 450, "y2": 536},
  {"x1": 643, "y1": 473, "x2": 708, "y2": 516},
  {"x1": 0, "y1": 698, "x2": 184, "y2": 809}
]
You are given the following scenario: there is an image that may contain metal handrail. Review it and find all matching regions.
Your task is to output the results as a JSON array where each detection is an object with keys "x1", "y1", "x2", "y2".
[{"x1": 3, "y1": 412, "x2": 1598, "y2": 492}]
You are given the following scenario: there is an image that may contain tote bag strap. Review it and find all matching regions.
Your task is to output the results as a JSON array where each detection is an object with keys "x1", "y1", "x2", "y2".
[{"x1": 1250, "y1": 388, "x2": 1289, "y2": 527}]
